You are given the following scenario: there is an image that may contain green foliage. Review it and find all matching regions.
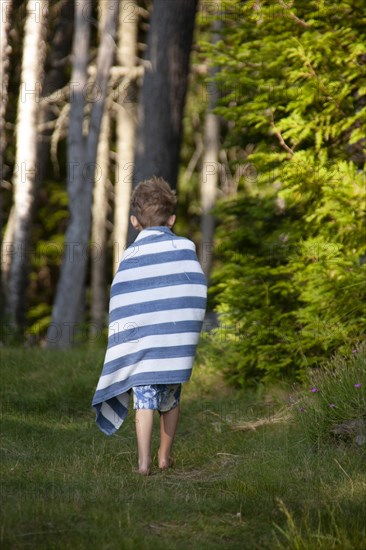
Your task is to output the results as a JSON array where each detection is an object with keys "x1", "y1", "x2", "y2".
[
  {"x1": 204, "y1": 0, "x2": 366, "y2": 384},
  {"x1": 294, "y1": 342, "x2": 366, "y2": 446},
  {"x1": 27, "y1": 182, "x2": 70, "y2": 340}
]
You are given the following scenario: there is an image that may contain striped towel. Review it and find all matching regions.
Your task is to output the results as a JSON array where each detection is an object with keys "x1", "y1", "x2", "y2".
[{"x1": 92, "y1": 226, "x2": 207, "y2": 435}]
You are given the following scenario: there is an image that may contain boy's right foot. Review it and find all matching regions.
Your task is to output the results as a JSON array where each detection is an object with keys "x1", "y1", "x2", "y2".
[{"x1": 158, "y1": 452, "x2": 174, "y2": 470}]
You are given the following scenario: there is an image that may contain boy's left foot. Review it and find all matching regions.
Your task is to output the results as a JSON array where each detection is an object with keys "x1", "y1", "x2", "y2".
[{"x1": 134, "y1": 466, "x2": 151, "y2": 476}]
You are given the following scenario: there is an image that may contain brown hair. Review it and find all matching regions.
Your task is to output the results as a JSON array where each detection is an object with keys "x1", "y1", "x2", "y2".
[{"x1": 131, "y1": 176, "x2": 177, "y2": 228}]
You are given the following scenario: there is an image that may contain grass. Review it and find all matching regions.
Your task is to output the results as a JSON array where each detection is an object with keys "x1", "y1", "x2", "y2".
[
  {"x1": 294, "y1": 342, "x2": 366, "y2": 446},
  {"x1": 1, "y1": 346, "x2": 366, "y2": 549}
]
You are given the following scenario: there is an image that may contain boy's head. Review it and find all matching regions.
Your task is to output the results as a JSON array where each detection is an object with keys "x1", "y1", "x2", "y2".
[{"x1": 130, "y1": 176, "x2": 177, "y2": 230}]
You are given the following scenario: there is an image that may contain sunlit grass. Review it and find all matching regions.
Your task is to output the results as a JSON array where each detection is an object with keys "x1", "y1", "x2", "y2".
[{"x1": 1, "y1": 347, "x2": 365, "y2": 549}]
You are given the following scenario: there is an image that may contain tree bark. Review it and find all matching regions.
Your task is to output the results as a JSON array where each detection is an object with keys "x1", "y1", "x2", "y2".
[
  {"x1": 199, "y1": 108, "x2": 220, "y2": 280},
  {"x1": 114, "y1": 0, "x2": 139, "y2": 270},
  {"x1": 5, "y1": 0, "x2": 48, "y2": 328},
  {"x1": 36, "y1": 0, "x2": 74, "y2": 184},
  {"x1": 0, "y1": 0, "x2": 13, "y2": 240},
  {"x1": 0, "y1": 0, "x2": 13, "y2": 307},
  {"x1": 90, "y1": 110, "x2": 110, "y2": 340},
  {"x1": 133, "y1": 0, "x2": 198, "y2": 190},
  {"x1": 199, "y1": 20, "x2": 221, "y2": 280},
  {"x1": 46, "y1": 0, "x2": 119, "y2": 348},
  {"x1": 1, "y1": 207, "x2": 15, "y2": 292},
  {"x1": 89, "y1": 0, "x2": 113, "y2": 340}
]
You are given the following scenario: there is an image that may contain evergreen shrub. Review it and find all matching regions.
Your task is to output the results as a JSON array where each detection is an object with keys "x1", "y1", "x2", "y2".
[{"x1": 204, "y1": 0, "x2": 366, "y2": 384}]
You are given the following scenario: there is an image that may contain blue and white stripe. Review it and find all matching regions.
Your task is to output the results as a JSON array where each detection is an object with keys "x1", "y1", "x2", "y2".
[{"x1": 92, "y1": 226, "x2": 207, "y2": 435}]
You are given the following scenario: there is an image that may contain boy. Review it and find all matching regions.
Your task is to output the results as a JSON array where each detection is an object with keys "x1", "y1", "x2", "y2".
[{"x1": 92, "y1": 177, "x2": 207, "y2": 475}]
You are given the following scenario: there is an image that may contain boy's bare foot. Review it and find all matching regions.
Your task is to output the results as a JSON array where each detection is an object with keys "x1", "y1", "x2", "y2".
[
  {"x1": 134, "y1": 465, "x2": 151, "y2": 476},
  {"x1": 158, "y1": 405, "x2": 179, "y2": 470},
  {"x1": 158, "y1": 451, "x2": 174, "y2": 470}
]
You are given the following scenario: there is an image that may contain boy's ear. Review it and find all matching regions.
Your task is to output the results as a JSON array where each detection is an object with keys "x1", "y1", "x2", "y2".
[
  {"x1": 167, "y1": 214, "x2": 176, "y2": 228},
  {"x1": 130, "y1": 215, "x2": 141, "y2": 230}
]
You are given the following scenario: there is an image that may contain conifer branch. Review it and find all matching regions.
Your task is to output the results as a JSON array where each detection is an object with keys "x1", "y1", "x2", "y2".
[
  {"x1": 277, "y1": 0, "x2": 309, "y2": 28},
  {"x1": 269, "y1": 112, "x2": 294, "y2": 155}
]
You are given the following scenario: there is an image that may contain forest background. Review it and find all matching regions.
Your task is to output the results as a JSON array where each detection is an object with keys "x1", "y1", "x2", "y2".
[{"x1": 1, "y1": 0, "x2": 365, "y2": 387}]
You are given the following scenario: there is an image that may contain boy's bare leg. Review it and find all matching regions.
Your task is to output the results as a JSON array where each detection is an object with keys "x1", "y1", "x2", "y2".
[
  {"x1": 158, "y1": 405, "x2": 180, "y2": 469},
  {"x1": 135, "y1": 409, "x2": 154, "y2": 475}
]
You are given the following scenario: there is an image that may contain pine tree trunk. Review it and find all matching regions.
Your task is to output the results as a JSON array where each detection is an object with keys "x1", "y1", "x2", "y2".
[
  {"x1": 36, "y1": 0, "x2": 74, "y2": 184},
  {"x1": 46, "y1": 0, "x2": 119, "y2": 348},
  {"x1": 0, "y1": 0, "x2": 13, "y2": 241},
  {"x1": 1, "y1": 0, "x2": 13, "y2": 305},
  {"x1": 1, "y1": 207, "x2": 15, "y2": 292},
  {"x1": 114, "y1": 0, "x2": 139, "y2": 270},
  {"x1": 90, "y1": 111, "x2": 110, "y2": 340},
  {"x1": 133, "y1": 0, "x2": 198, "y2": 190},
  {"x1": 5, "y1": 0, "x2": 48, "y2": 328},
  {"x1": 199, "y1": 21, "x2": 221, "y2": 280},
  {"x1": 90, "y1": 0, "x2": 113, "y2": 340},
  {"x1": 199, "y1": 107, "x2": 220, "y2": 280}
]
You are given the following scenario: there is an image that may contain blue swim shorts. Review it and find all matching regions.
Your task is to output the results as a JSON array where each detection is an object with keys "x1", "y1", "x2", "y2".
[{"x1": 132, "y1": 383, "x2": 182, "y2": 413}]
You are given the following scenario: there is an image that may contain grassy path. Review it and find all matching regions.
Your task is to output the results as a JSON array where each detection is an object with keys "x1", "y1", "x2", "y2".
[{"x1": 1, "y1": 348, "x2": 365, "y2": 549}]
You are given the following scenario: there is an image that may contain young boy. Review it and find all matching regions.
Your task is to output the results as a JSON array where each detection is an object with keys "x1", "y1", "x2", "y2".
[{"x1": 92, "y1": 177, "x2": 207, "y2": 475}]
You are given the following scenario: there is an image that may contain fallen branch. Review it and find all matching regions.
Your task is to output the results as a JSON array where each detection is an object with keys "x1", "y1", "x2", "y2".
[{"x1": 231, "y1": 408, "x2": 292, "y2": 431}]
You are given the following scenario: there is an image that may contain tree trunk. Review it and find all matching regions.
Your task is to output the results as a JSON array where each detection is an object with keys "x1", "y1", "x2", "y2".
[
  {"x1": 133, "y1": 0, "x2": 198, "y2": 190},
  {"x1": 0, "y1": 0, "x2": 13, "y2": 242},
  {"x1": 114, "y1": 0, "x2": 139, "y2": 270},
  {"x1": 36, "y1": 0, "x2": 74, "y2": 184},
  {"x1": 1, "y1": 207, "x2": 15, "y2": 292},
  {"x1": 90, "y1": 110, "x2": 110, "y2": 340},
  {"x1": 199, "y1": 107, "x2": 220, "y2": 280},
  {"x1": 5, "y1": 0, "x2": 48, "y2": 329},
  {"x1": 89, "y1": 0, "x2": 113, "y2": 340},
  {"x1": 1, "y1": 0, "x2": 13, "y2": 309},
  {"x1": 46, "y1": 0, "x2": 119, "y2": 348},
  {"x1": 199, "y1": 20, "x2": 221, "y2": 280}
]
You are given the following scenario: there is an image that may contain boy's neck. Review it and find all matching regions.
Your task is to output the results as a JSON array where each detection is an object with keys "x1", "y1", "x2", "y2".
[
  {"x1": 141, "y1": 225, "x2": 173, "y2": 232},
  {"x1": 130, "y1": 214, "x2": 176, "y2": 232}
]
